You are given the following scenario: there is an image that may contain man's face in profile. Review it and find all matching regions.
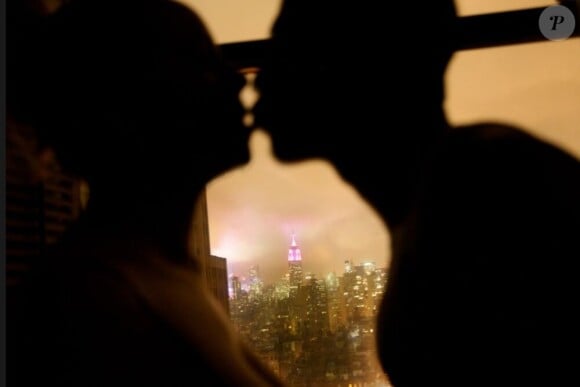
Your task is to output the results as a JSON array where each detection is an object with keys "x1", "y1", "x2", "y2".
[{"x1": 254, "y1": 0, "x2": 457, "y2": 165}]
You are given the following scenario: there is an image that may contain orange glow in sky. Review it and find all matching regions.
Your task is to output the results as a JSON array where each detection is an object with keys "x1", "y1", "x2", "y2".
[{"x1": 181, "y1": 0, "x2": 580, "y2": 283}]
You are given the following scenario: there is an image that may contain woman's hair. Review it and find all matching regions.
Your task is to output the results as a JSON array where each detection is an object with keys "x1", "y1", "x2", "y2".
[{"x1": 23, "y1": 0, "x2": 239, "y2": 182}]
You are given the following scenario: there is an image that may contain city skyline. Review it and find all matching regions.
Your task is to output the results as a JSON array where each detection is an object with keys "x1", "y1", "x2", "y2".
[
  {"x1": 228, "y1": 231, "x2": 385, "y2": 290},
  {"x1": 227, "y1": 238, "x2": 390, "y2": 386}
]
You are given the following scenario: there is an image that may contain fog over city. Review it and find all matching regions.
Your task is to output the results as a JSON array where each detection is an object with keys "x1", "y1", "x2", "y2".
[{"x1": 207, "y1": 130, "x2": 391, "y2": 285}]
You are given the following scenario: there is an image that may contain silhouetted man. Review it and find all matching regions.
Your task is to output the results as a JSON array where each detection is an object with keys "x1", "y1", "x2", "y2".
[{"x1": 255, "y1": 1, "x2": 580, "y2": 386}]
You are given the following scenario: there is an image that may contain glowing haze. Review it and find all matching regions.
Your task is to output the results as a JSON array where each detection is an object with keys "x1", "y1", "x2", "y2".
[
  {"x1": 182, "y1": 0, "x2": 580, "y2": 284},
  {"x1": 207, "y1": 131, "x2": 390, "y2": 285}
]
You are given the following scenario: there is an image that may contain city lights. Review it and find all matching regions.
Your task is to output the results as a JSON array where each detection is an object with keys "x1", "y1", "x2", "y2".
[{"x1": 229, "y1": 233, "x2": 390, "y2": 386}]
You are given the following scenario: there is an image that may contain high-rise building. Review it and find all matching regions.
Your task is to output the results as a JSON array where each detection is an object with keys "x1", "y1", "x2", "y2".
[
  {"x1": 287, "y1": 233, "x2": 303, "y2": 293},
  {"x1": 341, "y1": 260, "x2": 386, "y2": 325},
  {"x1": 231, "y1": 275, "x2": 242, "y2": 300},
  {"x1": 301, "y1": 274, "x2": 330, "y2": 338},
  {"x1": 207, "y1": 255, "x2": 230, "y2": 314},
  {"x1": 249, "y1": 265, "x2": 260, "y2": 282},
  {"x1": 190, "y1": 187, "x2": 230, "y2": 314},
  {"x1": 326, "y1": 272, "x2": 347, "y2": 333},
  {"x1": 248, "y1": 264, "x2": 264, "y2": 298},
  {"x1": 344, "y1": 259, "x2": 353, "y2": 274},
  {"x1": 273, "y1": 274, "x2": 290, "y2": 300}
]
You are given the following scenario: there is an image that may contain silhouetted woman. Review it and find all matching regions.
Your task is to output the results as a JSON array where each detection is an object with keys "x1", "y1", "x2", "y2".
[{"x1": 10, "y1": 1, "x2": 284, "y2": 386}]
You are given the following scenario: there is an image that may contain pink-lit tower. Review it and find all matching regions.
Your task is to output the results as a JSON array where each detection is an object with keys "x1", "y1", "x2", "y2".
[{"x1": 288, "y1": 233, "x2": 304, "y2": 292}]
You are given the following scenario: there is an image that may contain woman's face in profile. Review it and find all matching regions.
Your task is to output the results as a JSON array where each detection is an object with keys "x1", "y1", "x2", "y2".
[
  {"x1": 183, "y1": 63, "x2": 251, "y2": 179},
  {"x1": 139, "y1": 4, "x2": 252, "y2": 181},
  {"x1": 31, "y1": 0, "x2": 252, "y2": 185}
]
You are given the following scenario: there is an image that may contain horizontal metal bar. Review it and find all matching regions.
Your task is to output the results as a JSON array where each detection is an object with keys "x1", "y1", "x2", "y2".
[
  {"x1": 220, "y1": 2, "x2": 579, "y2": 69},
  {"x1": 456, "y1": 1, "x2": 579, "y2": 50}
]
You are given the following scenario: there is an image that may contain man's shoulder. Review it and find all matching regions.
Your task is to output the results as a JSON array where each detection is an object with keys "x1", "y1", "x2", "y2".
[
  {"x1": 431, "y1": 122, "x2": 580, "y2": 182},
  {"x1": 407, "y1": 122, "x2": 580, "y2": 261},
  {"x1": 416, "y1": 121, "x2": 580, "y2": 228},
  {"x1": 444, "y1": 122, "x2": 578, "y2": 164}
]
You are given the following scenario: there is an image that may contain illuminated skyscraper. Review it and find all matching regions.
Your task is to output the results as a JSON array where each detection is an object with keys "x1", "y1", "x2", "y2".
[
  {"x1": 326, "y1": 272, "x2": 346, "y2": 333},
  {"x1": 342, "y1": 260, "x2": 386, "y2": 324},
  {"x1": 344, "y1": 259, "x2": 353, "y2": 273},
  {"x1": 301, "y1": 274, "x2": 330, "y2": 338},
  {"x1": 231, "y1": 275, "x2": 242, "y2": 300},
  {"x1": 287, "y1": 233, "x2": 303, "y2": 293},
  {"x1": 249, "y1": 265, "x2": 260, "y2": 283},
  {"x1": 248, "y1": 264, "x2": 264, "y2": 298}
]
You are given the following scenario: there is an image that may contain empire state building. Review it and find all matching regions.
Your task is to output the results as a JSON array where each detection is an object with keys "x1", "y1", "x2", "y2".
[{"x1": 288, "y1": 233, "x2": 304, "y2": 292}]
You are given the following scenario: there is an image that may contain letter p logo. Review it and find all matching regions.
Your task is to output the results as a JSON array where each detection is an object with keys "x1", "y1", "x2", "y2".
[
  {"x1": 539, "y1": 5, "x2": 576, "y2": 41},
  {"x1": 550, "y1": 15, "x2": 566, "y2": 30}
]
